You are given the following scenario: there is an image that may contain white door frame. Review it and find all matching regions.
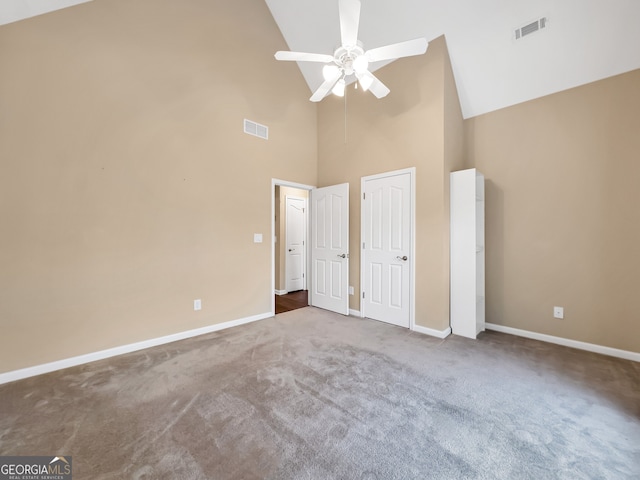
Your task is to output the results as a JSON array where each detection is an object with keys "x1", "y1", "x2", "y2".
[
  {"x1": 271, "y1": 179, "x2": 314, "y2": 316},
  {"x1": 284, "y1": 195, "x2": 307, "y2": 292},
  {"x1": 360, "y1": 167, "x2": 416, "y2": 330}
]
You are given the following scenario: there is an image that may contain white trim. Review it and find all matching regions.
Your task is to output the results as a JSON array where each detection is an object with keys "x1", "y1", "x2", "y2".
[
  {"x1": 272, "y1": 178, "x2": 316, "y2": 191},
  {"x1": 271, "y1": 179, "x2": 315, "y2": 316},
  {"x1": 360, "y1": 167, "x2": 416, "y2": 329},
  {"x1": 409, "y1": 168, "x2": 416, "y2": 331},
  {"x1": 274, "y1": 289, "x2": 287, "y2": 296},
  {"x1": 0, "y1": 312, "x2": 272, "y2": 385},
  {"x1": 486, "y1": 323, "x2": 640, "y2": 363},
  {"x1": 412, "y1": 324, "x2": 452, "y2": 339},
  {"x1": 349, "y1": 309, "x2": 362, "y2": 317}
]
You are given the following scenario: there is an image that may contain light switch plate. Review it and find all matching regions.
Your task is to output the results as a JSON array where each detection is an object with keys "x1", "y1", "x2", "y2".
[{"x1": 254, "y1": 233, "x2": 263, "y2": 243}]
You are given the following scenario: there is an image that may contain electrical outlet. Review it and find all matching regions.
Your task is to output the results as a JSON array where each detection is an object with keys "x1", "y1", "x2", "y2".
[
  {"x1": 349, "y1": 286, "x2": 354, "y2": 295},
  {"x1": 194, "y1": 299, "x2": 202, "y2": 311},
  {"x1": 553, "y1": 306, "x2": 563, "y2": 319}
]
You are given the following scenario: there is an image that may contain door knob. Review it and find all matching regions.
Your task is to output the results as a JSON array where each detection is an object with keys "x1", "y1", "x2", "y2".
[
  {"x1": 397, "y1": 256, "x2": 408, "y2": 261},
  {"x1": 289, "y1": 249, "x2": 293, "y2": 252},
  {"x1": 337, "y1": 254, "x2": 346, "y2": 258}
]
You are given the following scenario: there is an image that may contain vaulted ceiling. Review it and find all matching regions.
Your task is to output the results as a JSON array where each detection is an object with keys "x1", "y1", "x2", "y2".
[
  {"x1": 3, "y1": 0, "x2": 639, "y2": 119},
  {"x1": 265, "y1": 0, "x2": 640, "y2": 118},
  {"x1": 0, "y1": 0, "x2": 92, "y2": 26}
]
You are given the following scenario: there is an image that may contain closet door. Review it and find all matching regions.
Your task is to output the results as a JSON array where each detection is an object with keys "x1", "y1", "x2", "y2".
[{"x1": 362, "y1": 171, "x2": 412, "y2": 328}]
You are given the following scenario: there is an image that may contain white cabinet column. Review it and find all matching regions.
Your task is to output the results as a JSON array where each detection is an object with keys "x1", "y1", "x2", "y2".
[{"x1": 450, "y1": 168, "x2": 485, "y2": 339}]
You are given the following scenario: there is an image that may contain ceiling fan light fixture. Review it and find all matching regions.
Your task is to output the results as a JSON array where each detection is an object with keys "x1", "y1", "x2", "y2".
[
  {"x1": 358, "y1": 73, "x2": 373, "y2": 92},
  {"x1": 332, "y1": 78, "x2": 346, "y2": 97},
  {"x1": 322, "y1": 64, "x2": 340, "y2": 81},
  {"x1": 353, "y1": 55, "x2": 369, "y2": 74}
]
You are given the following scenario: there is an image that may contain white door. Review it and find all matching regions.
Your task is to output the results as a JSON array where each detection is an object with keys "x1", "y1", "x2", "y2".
[
  {"x1": 285, "y1": 196, "x2": 306, "y2": 292},
  {"x1": 310, "y1": 183, "x2": 349, "y2": 315},
  {"x1": 362, "y1": 171, "x2": 412, "y2": 327}
]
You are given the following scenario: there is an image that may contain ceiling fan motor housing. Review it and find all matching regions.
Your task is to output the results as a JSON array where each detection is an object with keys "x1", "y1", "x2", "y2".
[{"x1": 333, "y1": 41, "x2": 366, "y2": 76}]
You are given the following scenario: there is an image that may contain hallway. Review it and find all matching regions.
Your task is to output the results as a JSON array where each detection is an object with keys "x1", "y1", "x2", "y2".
[{"x1": 275, "y1": 290, "x2": 308, "y2": 314}]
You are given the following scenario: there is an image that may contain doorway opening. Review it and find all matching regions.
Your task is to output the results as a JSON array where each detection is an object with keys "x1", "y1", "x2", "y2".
[
  {"x1": 272, "y1": 179, "x2": 314, "y2": 316},
  {"x1": 271, "y1": 179, "x2": 351, "y2": 317}
]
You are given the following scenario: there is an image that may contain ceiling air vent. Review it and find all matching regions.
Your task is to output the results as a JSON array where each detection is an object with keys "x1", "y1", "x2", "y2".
[
  {"x1": 515, "y1": 17, "x2": 547, "y2": 40},
  {"x1": 244, "y1": 119, "x2": 268, "y2": 140}
]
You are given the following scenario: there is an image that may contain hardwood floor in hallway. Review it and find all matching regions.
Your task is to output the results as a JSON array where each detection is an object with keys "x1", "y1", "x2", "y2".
[{"x1": 275, "y1": 290, "x2": 308, "y2": 314}]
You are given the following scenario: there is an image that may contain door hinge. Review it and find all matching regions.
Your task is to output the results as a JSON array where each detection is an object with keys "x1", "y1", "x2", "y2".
[
  {"x1": 362, "y1": 242, "x2": 365, "y2": 249},
  {"x1": 363, "y1": 192, "x2": 366, "y2": 200},
  {"x1": 362, "y1": 292, "x2": 365, "y2": 299}
]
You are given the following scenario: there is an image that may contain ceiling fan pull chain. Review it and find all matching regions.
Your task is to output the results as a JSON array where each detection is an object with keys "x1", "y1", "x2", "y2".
[{"x1": 344, "y1": 82, "x2": 348, "y2": 144}]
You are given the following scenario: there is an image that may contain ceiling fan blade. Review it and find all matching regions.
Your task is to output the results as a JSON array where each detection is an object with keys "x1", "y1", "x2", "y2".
[
  {"x1": 339, "y1": 0, "x2": 361, "y2": 47},
  {"x1": 365, "y1": 37, "x2": 428, "y2": 63},
  {"x1": 310, "y1": 69, "x2": 342, "y2": 102},
  {"x1": 357, "y1": 71, "x2": 390, "y2": 99},
  {"x1": 275, "y1": 51, "x2": 334, "y2": 63}
]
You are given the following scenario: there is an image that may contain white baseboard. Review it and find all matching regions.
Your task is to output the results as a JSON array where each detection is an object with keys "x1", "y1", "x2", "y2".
[
  {"x1": 0, "y1": 311, "x2": 273, "y2": 385},
  {"x1": 412, "y1": 324, "x2": 452, "y2": 339},
  {"x1": 349, "y1": 309, "x2": 362, "y2": 317},
  {"x1": 274, "y1": 289, "x2": 287, "y2": 296},
  {"x1": 485, "y1": 323, "x2": 640, "y2": 363}
]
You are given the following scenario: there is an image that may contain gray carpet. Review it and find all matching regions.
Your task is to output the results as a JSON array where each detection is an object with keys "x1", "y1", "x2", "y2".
[{"x1": 1, "y1": 307, "x2": 639, "y2": 479}]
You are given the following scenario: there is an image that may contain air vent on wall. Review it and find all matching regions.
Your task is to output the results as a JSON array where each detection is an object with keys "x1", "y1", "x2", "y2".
[
  {"x1": 244, "y1": 119, "x2": 269, "y2": 140},
  {"x1": 515, "y1": 17, "x2": 547, "y2": 40}
]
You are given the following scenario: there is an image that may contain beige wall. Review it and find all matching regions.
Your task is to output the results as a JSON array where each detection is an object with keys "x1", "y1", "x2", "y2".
[
  {"x1": 2, "y1": 0, "x2": 637, "y2": 375},
  {"x1": 275, "y1": 186, "x2": 309, "y2": 292},
  {"x1": 465, "y1": 69, "x2": 640, "y2": 353},
  {"x1": 317, "y1": 36, "x2": 463, "y2": 332},
  {"x1": 0, "y1": 0, "x2": 318, "y2": 373}
]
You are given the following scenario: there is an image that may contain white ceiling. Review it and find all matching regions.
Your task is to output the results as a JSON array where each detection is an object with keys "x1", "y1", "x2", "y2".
[
  {"x1": 265, "y1": 0, "x2": 640, "y2": 118},
  {"x1": 0, "y1": 0, "x2": 92, "y2": 26}
]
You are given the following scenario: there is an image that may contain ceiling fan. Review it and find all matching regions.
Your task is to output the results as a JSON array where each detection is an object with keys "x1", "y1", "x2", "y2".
[{"x1": 274, "y1": 0, "x2": 428, "y2": 102}]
